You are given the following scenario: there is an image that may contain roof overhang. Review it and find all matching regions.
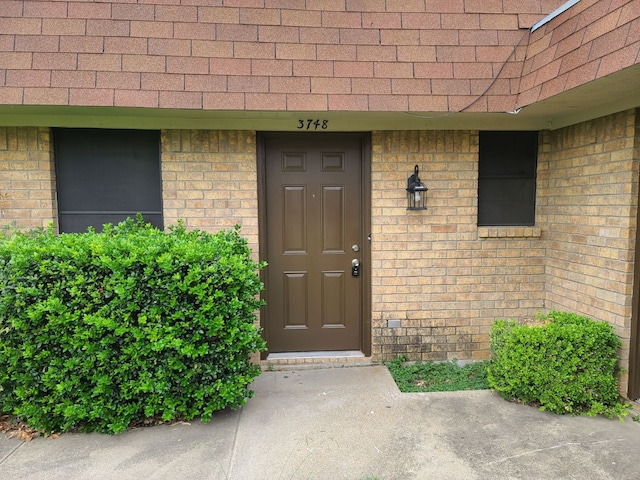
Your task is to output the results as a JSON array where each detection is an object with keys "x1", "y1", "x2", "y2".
[{"x1": 0, "y1": 64, "x2": 638, "y2": 132}]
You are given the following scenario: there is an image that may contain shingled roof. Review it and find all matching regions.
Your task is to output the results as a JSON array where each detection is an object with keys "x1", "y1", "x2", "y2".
[{"x1": 0, "y1": 0, "x2": 638, "y2": 130}]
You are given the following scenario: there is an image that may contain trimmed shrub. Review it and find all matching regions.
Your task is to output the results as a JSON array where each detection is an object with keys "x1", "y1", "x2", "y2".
[
  {"x1": 487, "y1": 311, "x2": 629, "y2": 419},
  {"x1": 0, "y1": 217, "x2": 267, "y2": 434}
]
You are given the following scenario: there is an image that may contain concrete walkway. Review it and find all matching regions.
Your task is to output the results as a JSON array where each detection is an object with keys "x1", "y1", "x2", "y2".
[{"x1": 1, "y1": 365, "x2": 639, "y2": 479}]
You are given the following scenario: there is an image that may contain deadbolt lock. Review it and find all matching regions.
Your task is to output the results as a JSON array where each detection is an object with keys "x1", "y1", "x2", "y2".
[{"x1": 352, "y1": 258, "x2": 360, "y2": 277}]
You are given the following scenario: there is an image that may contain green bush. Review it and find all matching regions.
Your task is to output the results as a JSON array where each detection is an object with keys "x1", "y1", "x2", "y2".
[
  {"x1": 487, "y1": 311, "x2": 629, "y2": 419},
  {"x1": 0, "y1": 217, "x2": 267, "y2": 434}
]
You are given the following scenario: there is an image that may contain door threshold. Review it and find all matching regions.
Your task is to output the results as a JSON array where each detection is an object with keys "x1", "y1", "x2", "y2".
[
  {"x1": 263, "y1": 351, "x2": 374, "y2": 370},
  {"x1": 268, "y1": 350, "x2": 365, "y2": 359}
]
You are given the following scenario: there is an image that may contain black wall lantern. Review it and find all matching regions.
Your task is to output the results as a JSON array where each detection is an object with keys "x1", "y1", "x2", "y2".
[{"x1": 406, "y1": 165, "x2": 427, "y2": 210}]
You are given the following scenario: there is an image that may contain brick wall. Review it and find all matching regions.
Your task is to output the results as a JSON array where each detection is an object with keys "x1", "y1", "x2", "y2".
[
  {"x1": 2, "y1": 117, "x2": 639, "y2": 374},
  {"x1": 540, "y1": 109, "x2": 639, "y2": 390},
  {"x1": 370, "y1": 115, "x2": 640, "y2": 366},
  {"x1": 160, "y1": 129, "x2": 259, "y2": 252},
  {"x1": 0, "y1": 127, "x2": 260, "y2": 245},
  {"x1": 370, "y1": 130, "x2": 545, "y2": 361},
  {"x1": 0, "y1": 126, "x2": 56, "y2": 230}
]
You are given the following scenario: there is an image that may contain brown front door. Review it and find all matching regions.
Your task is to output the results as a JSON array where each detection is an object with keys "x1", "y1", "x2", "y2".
[{"x1": 261, "y1": 133, "x2": 366, "y2": 353}]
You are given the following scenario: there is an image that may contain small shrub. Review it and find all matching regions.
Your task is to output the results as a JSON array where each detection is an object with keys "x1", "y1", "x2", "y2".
[
  {"x1": 0, "y1": 217, "x2": 267, "y2": 434},
  {"x1": 487, "y1": 311, "x2": 630, "y2": 419}
]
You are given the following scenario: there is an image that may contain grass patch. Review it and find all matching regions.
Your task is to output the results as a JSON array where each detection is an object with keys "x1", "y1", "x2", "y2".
[{"x1": 385, "y1": 357, "x2": 490, "y2": 393}]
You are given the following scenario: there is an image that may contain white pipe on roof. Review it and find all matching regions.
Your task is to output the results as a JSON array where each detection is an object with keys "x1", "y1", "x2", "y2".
[{"x1": 530, "y1": 0, "x2": 581, "y2": 32}]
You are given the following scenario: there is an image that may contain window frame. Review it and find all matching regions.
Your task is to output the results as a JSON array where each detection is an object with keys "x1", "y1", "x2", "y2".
[
  {"x1": 477, "y1": 130, "x2": 539, "y2": 227},
  {"x1": 53, "y1": 128, "x2": 163, "y2": 233}
]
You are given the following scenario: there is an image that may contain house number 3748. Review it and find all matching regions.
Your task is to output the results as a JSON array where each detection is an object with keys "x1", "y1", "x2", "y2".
[{"x1": 297, "y1": 119, "x2": 329, "y2": 130}]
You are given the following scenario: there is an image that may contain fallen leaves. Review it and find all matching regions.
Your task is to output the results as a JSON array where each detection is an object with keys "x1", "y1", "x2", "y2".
[
  {"x1": 0, "y1": 414, "x2": 42, "y2": 442},
  {"x1": 0, "y1": 413, "x2": 193, "y2": 440}
]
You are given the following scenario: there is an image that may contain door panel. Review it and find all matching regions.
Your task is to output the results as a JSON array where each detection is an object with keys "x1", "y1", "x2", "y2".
[
  {"x1": 283, "y1": 272, "x2": 308, "y2": 329},
  {"x1": 264, "y1": 133, "x2": 364, "y2": 352},
  {"x1": 322, "y1": 186, "x2": 344, "y2": 252},
  {"x1": 322, "y1": 272, "x2": 345, "y2": 327},
  {"x1": 283, "y1": 186, "x2": 307, "y2": 253}
]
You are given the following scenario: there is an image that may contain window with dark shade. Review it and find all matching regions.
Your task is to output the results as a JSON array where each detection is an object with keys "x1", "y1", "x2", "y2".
[
  {"x1": 54, "y1": 128, "x2": 163, "y2": 233},
  {"x1": 478, "y1": 131, "x2": 538, "y2": 226}
]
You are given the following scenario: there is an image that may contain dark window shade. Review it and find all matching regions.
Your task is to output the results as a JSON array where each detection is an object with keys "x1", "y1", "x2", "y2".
[
  {"x1": 54, "y1": 128, "x2": 163, "y2": 233},
  {"x1": 478, "y1": 131, "x2": 538, "y2": 226}
]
